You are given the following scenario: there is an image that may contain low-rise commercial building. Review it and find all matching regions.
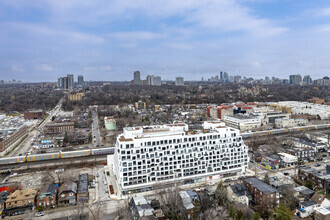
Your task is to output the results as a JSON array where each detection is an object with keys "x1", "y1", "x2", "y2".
[
  {"x1": 286, "y1": 147, "x2": 316, "y2": 162},
  {"x1": 278, "y1": 152, "x2": 298, "y2": 166},
  {"x1": 44, "y1": 122, "x2": 74, "y2": 136},
  {"x1": 104, "y1": 116, "x2": 116, "y2": 131},
  {"x1": 24, "y1": 109, "x2": 45, "y2": 120},
  {"x1": 224, "y1": 115, "x2": 261, "y2": 131},
  {"x1": 0, "y1": 125, "x2": 28, "y2": 155}
]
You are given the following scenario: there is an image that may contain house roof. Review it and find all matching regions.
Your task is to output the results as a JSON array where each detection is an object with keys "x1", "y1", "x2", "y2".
[
  {"x1": 6, "y1": 188, "x2": 37, "y2": 203},
  {"x1": 38, "y1": 184, "x2": 58, "y2": 197},
  {"x1": 301, "y1": 200, "x2": 317, "y2": 207},
  {"x1": 244, "y1": 177, "x2": 278, "y2": 194},
  {"x1": 179, "y1": 191, "x2": 195, "y2": 210},
  {"x1": 230, "y1": 183, "x2": 250, "y2": 197},
  {"x1": 77, "y1": 173, "x2": 88, "y2": 194},
  {"x1": 59, "y1": 181, "x2": 77, "y2": 194},
  {"x1": 294, "y1": 186, "x2": 315, "y2": 195},
  {"x1": 311, "y1": 193, "x2": 326, "y2": 204}
]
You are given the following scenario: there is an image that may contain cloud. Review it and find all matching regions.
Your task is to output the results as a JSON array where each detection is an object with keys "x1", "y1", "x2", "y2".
[
  {"x1": 2, "y1": 22, "x2": 105, "y2": 44},
  {"x1": 166, "y1": 42, "x2": 193, "y2": 50},
  {"x1": 35, "y1": 64, "x2": 54, "y2": 71},
  {"x1": 11, "y1": 65, "x2": 24, "y2": 71},
  {"x1": 84, "y1": 65, "x2": 111, "y2": 72},
  {"x1": 102, "y1": 65, "x2": 111, "y2": 71},
  {"x1": 109, "y1": 31, "x2": 165, "y2": 41},
  {"x1": 252, "y1": 61, "x2": 261, "y2": 68},
  {"x1": 318, "y1": 8, "x2": 330, "y2": 16}
]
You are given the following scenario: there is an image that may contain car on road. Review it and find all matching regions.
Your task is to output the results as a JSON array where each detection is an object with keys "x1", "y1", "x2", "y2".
[
  {"x1": 96, "y1": 173, "x2": 99, "y2": 177},
  {"x1": 10, "y1": 173, "x2": 17, "y2": 177},
  {"x1": 104, "y1": 181, "x2": 107, "y2": 185},
  {"x1": 315, "y1": 163, "x2": 321, "y2": 167},
  {"x1": 224, "y1": 179, "x2": 231, "y2": 183},
  {"x1": 35, "y1": 212, "x2": 45, "y2": 217},
  {"x1": 283, "y1": 172, "x2": 289, "y2": 176}
]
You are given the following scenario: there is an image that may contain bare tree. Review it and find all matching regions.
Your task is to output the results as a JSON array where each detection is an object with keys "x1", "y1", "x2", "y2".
[{"x1": 87, "y1": 201, "x2": 106, "y2": 220}]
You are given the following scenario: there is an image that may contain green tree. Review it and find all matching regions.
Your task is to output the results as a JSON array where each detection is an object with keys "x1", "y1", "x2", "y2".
[
  {"x1": 250, "y1": 212, "x2": 260, "y2": 220},
  {"x1": 273, "y1": 202, "x2": 292, "y2": 220},
  {"x1": 229, "y1": 204, "x2": 236, "y2": 219},
  {"x1": 304, "y1": 179, "x2": 314, "y2": 190}
]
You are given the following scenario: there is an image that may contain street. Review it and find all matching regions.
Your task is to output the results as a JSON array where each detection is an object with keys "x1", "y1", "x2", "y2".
[{"x1": 92, "y1": 108, "x2": 102, "y2": 147}]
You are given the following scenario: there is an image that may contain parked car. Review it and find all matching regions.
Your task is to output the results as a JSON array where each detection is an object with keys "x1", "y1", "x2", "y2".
[
  {"x1": 283, "y1": 172, "x2": 289, "y2": 176},
  {"x1": 35, "y1": 212, "x2": 45, "y2": 217},
  {"x1": 315, "y1": 163, "x2": 321, "y2": 167}
]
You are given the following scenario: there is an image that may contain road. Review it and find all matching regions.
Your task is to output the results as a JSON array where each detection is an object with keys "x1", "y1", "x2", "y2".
[
  {"x1": 96, "y1": 166, "x2": 112, "y2": 202},
  {"x1": 92, "y1": 108, "x2": 102, "y2": 147}
]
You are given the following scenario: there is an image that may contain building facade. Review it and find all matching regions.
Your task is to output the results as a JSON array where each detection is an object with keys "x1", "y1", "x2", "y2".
[
  {"x1": 175, "y1": 77, "x2": 184, "y2": 86},
  {"x1": 44, "y1": 122, "x2": 74, "y2": 136},
  {"x1": 37, "y1": 184, "x2": 58, "y2": 209},
  {"x1": 58, "y1": 181, "x2": 77, "y2": 206},
  {"x1": 24, "y1": 110, "x2": 45, "y2": 120},
  {"x1": 134, "y1": 71, "x2": 141, "y2": 85},
  {"x1": 111, "y1": 121, "x2": 249, "y2": 193},
  {"x1": 243, "y1": 177, "x2": 279, "y2": 208},
  {"x1": 0, "y1": 126, "x2": 28, "y2": 154}
]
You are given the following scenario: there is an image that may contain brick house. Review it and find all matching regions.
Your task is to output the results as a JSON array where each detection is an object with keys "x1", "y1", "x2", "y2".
[
  {"x1": 243, "y1": 177, "x2": 279, "y2": 208},
  {"x1": 37, "y1": 184, "x2": 58, "y2": 209},
  {"x1": 58, "y1": 181, "x2": 77, "y2": 206}
]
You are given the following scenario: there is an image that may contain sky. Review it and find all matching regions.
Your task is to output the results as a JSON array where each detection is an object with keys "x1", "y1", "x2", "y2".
[{"x1": 1, "y1": 0, "x2": 330, "y2": 82}]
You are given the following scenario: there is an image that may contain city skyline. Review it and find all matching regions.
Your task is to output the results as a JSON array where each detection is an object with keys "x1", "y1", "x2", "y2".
[{"x1": 1, "y1": 0, "x2": 330, "y2": 81}]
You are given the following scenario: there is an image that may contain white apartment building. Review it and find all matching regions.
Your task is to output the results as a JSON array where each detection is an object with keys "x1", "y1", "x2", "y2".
[{"x1": 112, "y1": 121, "x2": 249, "y2": 193}]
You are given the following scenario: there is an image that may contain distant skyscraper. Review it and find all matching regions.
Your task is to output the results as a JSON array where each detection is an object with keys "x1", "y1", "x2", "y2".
[
  {"x1": 146, "y1": 75, "x2": 153, "y2": 85},
  {"x1": 77, "y1": 75, "x2": 84, "y2": 87},
  {"x1": 134, "y1": 71, "x2": 141, "y2": 85},
  {"x1": 67, "y1": 74, "x2": 74, "y2": 89},
  {"x1": 175, "y1": 77, "x2": 184, "y2": 86},
  {"x1": 303, "y1": 75, "x2": 312, "y2": 84},
  {"x1": 152, "y1": 76, "x2": 161, "y2": 86},
  {"x1": 289, "y1": 74, "x2": 302, "y2": 85}
]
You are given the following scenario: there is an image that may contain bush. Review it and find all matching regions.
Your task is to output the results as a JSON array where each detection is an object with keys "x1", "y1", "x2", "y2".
[{"x1": 36, "y1": 206, "x2": 43, "y2": 211}]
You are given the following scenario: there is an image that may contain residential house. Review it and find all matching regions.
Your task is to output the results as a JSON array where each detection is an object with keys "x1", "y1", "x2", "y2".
[
  {"x1": 227, "y1": 183, "x2": 251, "y2": 206},
  {"x1": 58, "y1": 181, "x2": 77, "y2": 206},
  {"x1": 129, "y1": 196, "x2": 165, "y2": 220},
  {"x1": 4, "y1": 188, "x2": 37, "y2": 216},
  {"x1": 296, "y1": 200, "x2": 317, "y2": 218},
  {"x1": 37, "y1": 184, "x2": 58, "y2": 209},
  {"x1": 179, "y1": 190, "x2": 200, "y2": 219},
  {"x1": 294, "y1": 186, "x2": 315, "y2": 201},
  {"x1": 243, "y1": 177, "x2": 280, "y2": 208}
]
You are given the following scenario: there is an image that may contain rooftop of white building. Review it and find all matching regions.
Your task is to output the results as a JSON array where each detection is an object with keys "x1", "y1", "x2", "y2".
[{"x1": 119, "y1": 121, "x2": 238, "y2": 141}]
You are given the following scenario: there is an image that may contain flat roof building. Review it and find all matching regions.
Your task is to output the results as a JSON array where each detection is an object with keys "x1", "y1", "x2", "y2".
[{"x1": 111, "y1": 121, "x2": 249, "y2": 193}]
